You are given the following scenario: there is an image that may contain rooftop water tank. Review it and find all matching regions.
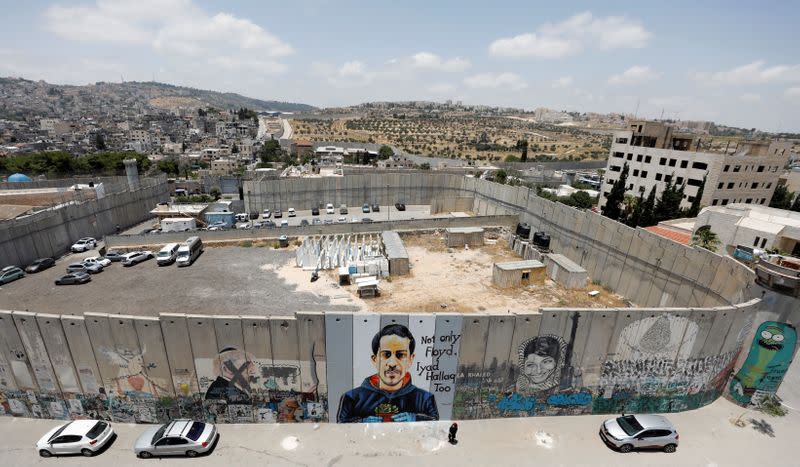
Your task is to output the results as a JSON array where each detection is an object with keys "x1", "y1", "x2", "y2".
[{"x1": 7, "y1": 173, "x2": 32, "y2": 182}]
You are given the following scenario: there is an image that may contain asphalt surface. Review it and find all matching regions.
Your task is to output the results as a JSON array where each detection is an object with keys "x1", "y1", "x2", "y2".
[
  {"x1": 0, "y1": 398, "x2": 795, "y2": 466},
  {"x1": 0, "y1": 246, "x2": 360, "y2": 316},
  {"x1": 239, "y1": 204, "x2": 444, "y2": 229}
]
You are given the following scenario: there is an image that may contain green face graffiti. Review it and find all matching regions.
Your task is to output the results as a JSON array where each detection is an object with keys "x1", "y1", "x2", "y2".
[{"x1": 758, "y1": 326, "x2": 786, "y2": 350}]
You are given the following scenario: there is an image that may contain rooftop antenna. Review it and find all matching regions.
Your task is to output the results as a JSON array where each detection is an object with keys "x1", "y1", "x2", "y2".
[
  {"x1": 659, "y1": 108, "x2": 664, "y2": 120},
  {"x1": 633, "y1": 98, "x2": 640, "y2": 119}
]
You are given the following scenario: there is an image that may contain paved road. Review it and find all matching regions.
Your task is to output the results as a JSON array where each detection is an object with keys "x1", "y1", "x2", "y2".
[
  {"x1": 281, "y1": 118, "x2": 293, "y2": 140},
  {"x1": 240, "y1": 204, "x2": 447, "y2": 228},
  {"x1": 0, "y1": 398, "x2": 795, "y2": 466}
]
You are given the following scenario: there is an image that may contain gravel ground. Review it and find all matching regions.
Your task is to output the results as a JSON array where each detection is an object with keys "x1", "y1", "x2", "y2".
[{"x1": 0, "y1": 246, "x2": 361, "y2": 316}]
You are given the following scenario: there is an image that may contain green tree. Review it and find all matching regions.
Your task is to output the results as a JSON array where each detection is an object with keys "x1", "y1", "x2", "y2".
[
  {"x1": 686, "y1": 175, "x2": 707, "y2": 217},
  {"x1": 654, "y1": 176, "x2": 685, "y2": 223},
  {"x1": 419, "y1": 163, "x2": 431, "y2": 170},
  {"x1": 770, "y1": 184, "x2": 794, "y2": 210},
  {"x1": 259, "y1": 139, "x2": 283, "y2": 163},
  {"x1": 504, "y1": 155, "x2": 520, "y2": 162},
  {"x1": 638, "y1": 186, "x2": 657, "y2": 227},
  {"x1": 209, "y1": 187, "x2": 221, "y2": 200},
  {"x1": 567, "y1": 190, "x2": 595, "y2": 209},
  {"x1": 378, "y1": 145, "x2": 394, "y2": 160},
  {"x1": 495, "y1": 169, "x2": 508, "y2": 184},
  {"x1": 625, "y1": 190, "x2": 645, "y2": 227},
  {"x1": 692, "y1": 226, "x2": 721, "y2": 252},
  {"x1": 601, "y1": 163, "x2": 629, "y2": 221},
  {"x1": 791, "y1": 194, "x2": 800, "y2": 213},
  {"x1": 156, "y1": 158, "x2": 180, "y2": 176},
  {"x1": 95, "y1": 133, "x2": 106, "y2": 150}
]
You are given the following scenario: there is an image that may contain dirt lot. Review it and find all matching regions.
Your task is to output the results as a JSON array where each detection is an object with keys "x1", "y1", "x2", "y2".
[{"x1": 279, "y1": 232, "x2": 627, "y2": 313}]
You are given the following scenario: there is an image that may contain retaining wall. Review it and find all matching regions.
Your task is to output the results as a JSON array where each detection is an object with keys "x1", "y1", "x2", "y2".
[{"x1": 0, "y1": 176, "x2": 169, "y2": 267}]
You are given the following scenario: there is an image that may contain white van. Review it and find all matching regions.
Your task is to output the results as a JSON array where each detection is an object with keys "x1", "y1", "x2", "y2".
[
  {"x1": 235, "y1": 213, "x2": 249, "y2": 222},
  {"x1": 325, "y1": 203, "x2": 335, "y2": 214},
  {"x1": 176, "y1": 236, "x2": 203, "y2": 267},
  {"x1": 156, "y1": 243, "x2": 180, "y2": 266}
]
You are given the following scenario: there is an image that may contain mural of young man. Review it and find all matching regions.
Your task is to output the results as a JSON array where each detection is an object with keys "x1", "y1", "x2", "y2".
[
  {"x1": 205, "y1": 347, "x2": 256, "y2": 405},
  {"x1": 515, "y1": 336, "x2": 566, "y2": 393},
  {"x1": 337, "y1": 324, "x2": 438, "y2": 423}
]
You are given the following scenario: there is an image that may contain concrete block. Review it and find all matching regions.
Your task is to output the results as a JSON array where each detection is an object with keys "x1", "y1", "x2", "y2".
[
  {"x1": 36, "y1": 314, "x2": 80, "y2": 394},
  {"x1": 159, "y1": 313, "x2": 199, "y2": 396},
  {"x1": 0, "y1": 310, "x2": 35, "y2": 390},
  {"x1": 61, "y1": 315, "x2": 102, "y2": 394},
  {"x1": 408, "y1": 313, "x2": 437, "y2": 393},
  {"x1": 133, "y1": 317, "x2": 174, "y2": 397},
  {"x1": 433, "y1": 313, "x2": 463, "y2": 420},
  {"x1": 12, "y1": 312, "x2": 59, "y2": 393},
  {"x1": 186, "y1": 315, "x2": 218, "y2": 394},
  {"x1": 576, "y1": 310, "x2": 618, "y2": 388},
  {"x1": 269, "y1": 316, "x2": 301, "y2": 393},
  {"x1": 351, "y1": 313, "x2": 380, "y2": 388},
  {"x1": 296, "y1": 311, "x2": 327, "y2": 396}
]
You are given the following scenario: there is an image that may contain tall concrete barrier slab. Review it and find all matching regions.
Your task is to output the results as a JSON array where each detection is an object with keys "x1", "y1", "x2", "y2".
[
  {"x1": 0, "y1": 310, "x2": 36, "y2": 394},
  {"x1": 296, "y1": 311, "x2": 328, "y2": 422},
  {"x1": 35, "y1": 314, "x2": 80, "y2": 395},
  {"x1": 60, "y1": 316, "x2": 102, "y2": 396},
  {"x1": 453, "y1": 314, "x2": 490, "y2": 420},
  {"x1": 159, "y1": 314, "x2": 199, "y2": 398},
  {"x1": 133, "y1": 317, "x2": 174, "y2": 398},
  {"x1": 324, "y1": 312, "x2": 352, "y2": 423}
]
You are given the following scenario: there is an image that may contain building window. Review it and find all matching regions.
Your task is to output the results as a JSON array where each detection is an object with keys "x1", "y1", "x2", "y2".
[
  {"x1": 761, "y1": 198, "x2": 767, "y2": 204},
  {"x1": 615, "y1": 137, "x2": 629, "y2": 144},
  {"x1": 687, "y1": 196, "x2": 695, "y2": 202},
  {"x1": 692, "y1": 162, "x2": 708, "y2": 170},
  {"x1": 687, "y1": 179, "x2": 703, "y2": 187},
  {"x1": 645, "y1": 156, "x2": 652, "y2": 163},
  {"x1": 633, "y1": 169, "x2": 639, "y2": 176},
  {"x1": 712, "y1": 199, "x2": 718, "y2": 206},
  {"x1": 724, "y1": 165, "x2": 730, "y2": 172},
  {"x1": 680, "y1": 160, "x2": 688, "y2": 168},
  {"x1": 655, "y1": 173, "x2": 662, "y2": 181},
  {"x1": 521, "y1": 271, "x2": 530, "y2": 280},
  {"x1": 641, "y1": 171, "x2": 648, "y2": 178},
  {"x1": 761, "y1": 238, "x2": 767, "y2": 248},
  {"x1": 746, "y1": 198, "x2": 752, "y2": 203},
  {"x1": 610, "y1": 165, "x2": 621, "y2": 172},
  {"x1": 676, "y1": 177, "x2": 684, "y2": 185},
  {"x1": 766, "y1": 182, "x2": 772, "y2": 189},
  {"x1": 627, "y1": 154, "x2": 633, "y2": 160},
  {"x1": 717, "y1": 182, "x2": 724, "y2": 189},
  {"x1": 733, "y1": 165, "x2": 740, "y2": 172},
  {"x1": 613, "y1": 152, "x2": 624, "y2": 158},
  {"x1": 722, "y1": 199, "x2": 729, "y2": 205},
  {"x1": 754, "y1": 237, "x2": 760, "y2": 247},
  {"x1": 665, "y1": 175, "x2": 672, "y2": 183},
  {"x1": 727, "y1": 182, "x2": 734, "y2": 189},
  {"x1": 628, "y1": 184, "x2": 634, "y2": 190},
  {"x1": 751, "y1": 182, "x2": 759, "y2": 189},
  {"x1": 659, "y1": 157, "x2": 667, "y2": 166},
  {"x1": 758, "y1": 165, "x2": 764, "y2": 172},
  {"x1": 668, "y1": 159, "x2": 677, "y2": 167},
  {"x1": 636, "y1": 154, "x2": 643, "y2": 162}
]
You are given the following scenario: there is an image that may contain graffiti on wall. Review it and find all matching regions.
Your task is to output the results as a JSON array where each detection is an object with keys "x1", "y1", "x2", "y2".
[
  {"x1": 728, "y1": 321, "x2": 797, "y2": 407},
  {"x1": 613, "y1": 314, "x2": 699, "y2": 361},
  {"x1": 338, "y1": 324, "x2": 439, "y2": 423}
]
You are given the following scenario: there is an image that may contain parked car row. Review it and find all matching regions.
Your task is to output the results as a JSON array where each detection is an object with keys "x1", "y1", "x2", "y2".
[{"x1": 36, "y1": 419, "x2": 218, "y2": 459}]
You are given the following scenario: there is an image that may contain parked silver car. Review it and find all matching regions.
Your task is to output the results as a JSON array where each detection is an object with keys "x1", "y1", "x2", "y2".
[
  {"x1": 134, "y1": 420, "x2": 217, "y2": 458},
  {"x1": 67, "y1": 262, "x2": 103, "y2": 274},
  {"x1": 122, "y1": 251, "x2": 154, "y2": 267},
  {"x1": 599, "y1": 414, "x2": 679, "y2": 453}
]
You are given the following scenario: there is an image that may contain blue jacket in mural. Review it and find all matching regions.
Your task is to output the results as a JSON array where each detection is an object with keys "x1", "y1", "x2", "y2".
[{"x1": 337, "y1": 374, "x2": 439, "y2": 423}]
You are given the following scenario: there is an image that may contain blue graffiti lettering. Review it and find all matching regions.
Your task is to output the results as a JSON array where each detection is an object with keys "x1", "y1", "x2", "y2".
[
  {"x1": 495, "y1": 393, "x2": 537, "y2": 412},
  {"x1": 546, "y1": 392, "x2": 592, "y2": 406}
]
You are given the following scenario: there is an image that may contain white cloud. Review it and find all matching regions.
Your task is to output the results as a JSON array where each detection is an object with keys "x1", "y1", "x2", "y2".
[
  {"x1": 411, "y1": 52, "x2": 470, "y2": 72},
  {"x1": 44, "y1": 0, "x2": 293, "y2": 73},
  {"x1": 739, "y1": 93, "x2": 761, "y2": 103},
  {"x1": 489, "y1": 11, "x2": 651, "y2": 58},
  {"x1": 552, "y1": 76, "x2": 574, "y2": 88},
  {"x1": 464, "y1": 73, "x2": 527, "y2": 90},
  {"x1": 786, "y1": 87, "x2": 800, "y2": 98},
  {"x1": 693, "y1": 61, "x2": 800, "y2": 86},
  {"x1": 608, "y1": 65, "x2": 660, "y2": 85},
  {"x1": 427, "y1": 83, "x2": 457, "y2": 94}
]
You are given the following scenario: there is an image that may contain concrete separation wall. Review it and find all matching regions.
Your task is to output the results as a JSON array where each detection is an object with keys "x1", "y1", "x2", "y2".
[
  {"x1": 0, "y1": 302, "x2": 764, "y2": 423},
  {"x1": 104, "y1": 215, "x2": 517, "y2": 249},
  {"x1": 0, "y1": 176, "x2": 169, "y2": 267}
]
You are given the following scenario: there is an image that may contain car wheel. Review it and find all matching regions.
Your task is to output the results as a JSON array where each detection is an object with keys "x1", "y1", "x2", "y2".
[
  {"x1": 619, "y1": 444, "x2": 633, "y2": 453},
  {"x1": 663, "y1": 444, "x2": 676, "y2": 453},
  {"x1": 138, "y1": 451, "x2": 153, "y2": 459},
  {"x1": 39, "y1": 449, "x2": 52, "y2": 458},
  {"x1": 81, "y1": 448, "x2": 94, "y2": 457},
  {"x1": 186, "y1": 450, "x2": 198, "y2": 457}
]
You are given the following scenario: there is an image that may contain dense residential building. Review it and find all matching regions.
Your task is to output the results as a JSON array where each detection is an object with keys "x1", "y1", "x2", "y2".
[{"x1": 599, "y1": 120, "x2": 792, "y2": 210}]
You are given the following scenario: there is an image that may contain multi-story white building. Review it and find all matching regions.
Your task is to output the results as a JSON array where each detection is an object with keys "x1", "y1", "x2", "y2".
[{"x1": 599, "y1": 121, "x2": 792, "y2": 210}]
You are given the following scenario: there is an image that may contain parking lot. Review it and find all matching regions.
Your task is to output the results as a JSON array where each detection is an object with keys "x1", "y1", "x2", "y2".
[{"x1": 0, "y1": 245, "x2": 361, "y2": 316}]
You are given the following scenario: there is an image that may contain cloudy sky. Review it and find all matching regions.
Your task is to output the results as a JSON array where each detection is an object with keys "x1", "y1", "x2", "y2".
[{"x1": 1, "y1": 0, "x2": 799, "y2": 131}]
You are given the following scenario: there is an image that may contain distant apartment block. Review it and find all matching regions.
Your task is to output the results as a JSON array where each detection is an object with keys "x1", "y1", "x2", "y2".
[
  {"x1": 209, "y1": 158, "x2": 242, "y2": 176},
  {"x1": 599, "y1": 121, "x2": 792, "y2": 210}
]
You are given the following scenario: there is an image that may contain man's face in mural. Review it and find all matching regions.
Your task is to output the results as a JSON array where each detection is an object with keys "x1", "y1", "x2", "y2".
[
  {"x1": 759, "y1": 326, "x2": 786, "y2": 350},
  {"x1": 371, "y1": 334, "x2": 414, "y2": 391},
  {"x1": 217, "y1": 349, "x2": 256, "y2": 392}
]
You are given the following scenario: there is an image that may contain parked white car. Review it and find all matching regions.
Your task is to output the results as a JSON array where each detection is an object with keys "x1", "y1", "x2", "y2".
[
  {"x1": 122, "y1": 251, "x2": 154, "y2": 267},
  {"x1": 70, "y1": 237, "x2": 97, "y2": 253},
  {"x1": 325, "y1": 203, "x2": 335, "y2": 214},
  {"x1": 37, "y1": 420, "x2": 114, "y2": 457},
  {"x1": 288, "y1": 207, "x2": 296, "y2": 217},
  {"x1": 83, "y1": 256, "x2": 111, "y2": 268}
]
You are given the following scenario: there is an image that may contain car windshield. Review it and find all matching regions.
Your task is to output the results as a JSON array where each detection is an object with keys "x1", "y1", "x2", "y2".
[
  {"x1": 177, "y1": 250, "x2": 189, "y2": 258},
  {"x1": 152, "y1": 424, "x2": 168, "y2": 445},
  {"x1": 157, "y1": 251, "x2": 170, "y2": 257},
  {"x1": 616, "y1": 415, "x2": 644, "y2": 436},
  {"x1": 48, "y1": 422, "x2": 72, "y2": 442},
  {"x1": 86, "y1": 421, "x2": 107, "y2": 439},
  {"x1": 186, "y1": 422, "x2": 206, "y2": 441}
]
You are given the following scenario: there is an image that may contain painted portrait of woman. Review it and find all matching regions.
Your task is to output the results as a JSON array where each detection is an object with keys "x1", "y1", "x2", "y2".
[{"x1": 515, "y1": 335, "x2": 566, "y2": 393}]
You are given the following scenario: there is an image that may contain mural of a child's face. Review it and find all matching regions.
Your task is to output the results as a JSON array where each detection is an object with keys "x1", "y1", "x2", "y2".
[
  {"x1": 523, "y1": 352, "x2": 557, "y2": 384},
  {"x1": 371, "y1": 334, "x2": 414, "y2": 391}
]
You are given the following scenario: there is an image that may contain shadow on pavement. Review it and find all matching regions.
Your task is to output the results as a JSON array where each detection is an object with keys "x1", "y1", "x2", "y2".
[{"x1": 749, "y1": 418, "x2": 776, "y2": 437}]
